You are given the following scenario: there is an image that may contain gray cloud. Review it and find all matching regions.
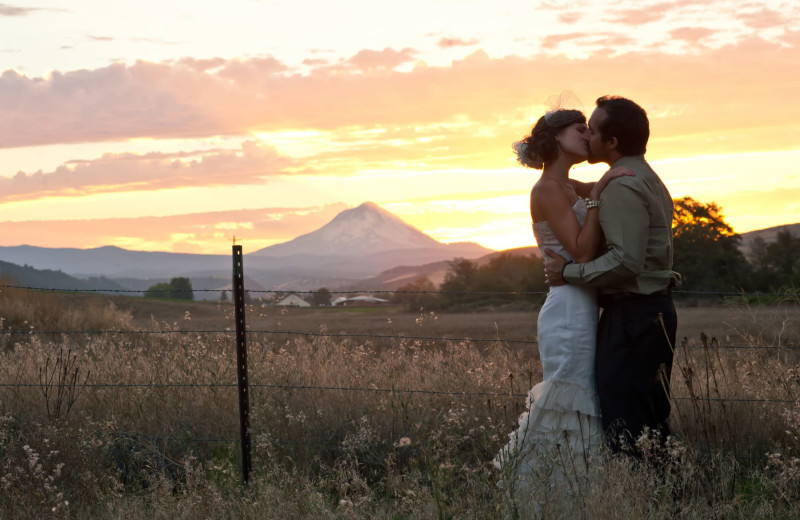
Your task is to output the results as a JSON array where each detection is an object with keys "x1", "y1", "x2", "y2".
[
  {"x1": 0, "y1": 3, "x2": 67, "y2": 16},
  {"x1": 0, "y1": 3, "x2": 42, "y2": 16}
]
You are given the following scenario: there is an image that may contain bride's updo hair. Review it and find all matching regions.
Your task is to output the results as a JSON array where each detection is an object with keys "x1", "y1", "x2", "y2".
[{"x1": 512, "y1": 109, "x2": 586, "y2": 169}]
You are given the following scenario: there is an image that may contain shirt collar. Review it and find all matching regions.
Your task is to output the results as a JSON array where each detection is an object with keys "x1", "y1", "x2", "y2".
[{"x1": 611, "y1": 155, "x2": 646, "y2": 168}]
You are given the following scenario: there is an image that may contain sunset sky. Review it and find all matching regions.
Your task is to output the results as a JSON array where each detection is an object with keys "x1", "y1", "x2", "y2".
[{"x1": 1, "y1": 0, "x2": 799, "y2": 254}]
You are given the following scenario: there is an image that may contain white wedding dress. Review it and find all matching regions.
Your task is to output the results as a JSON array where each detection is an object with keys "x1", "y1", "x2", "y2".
[{"x1": 494, "y1": 198, "x2": 603, "y2": 497}]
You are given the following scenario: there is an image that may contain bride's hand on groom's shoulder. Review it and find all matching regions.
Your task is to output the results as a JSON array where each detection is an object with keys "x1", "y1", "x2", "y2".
[
  {"x1": 605, "y1": 167, "x2": 635, "y2": 179},
  {"x1": 593, "y1": 167, "x2": 635, "y2": 196}
]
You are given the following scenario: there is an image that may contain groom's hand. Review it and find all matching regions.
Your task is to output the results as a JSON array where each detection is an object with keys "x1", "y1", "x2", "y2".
[{"x1": 543, "y1": 248, "x2": 568, "y2": 286}]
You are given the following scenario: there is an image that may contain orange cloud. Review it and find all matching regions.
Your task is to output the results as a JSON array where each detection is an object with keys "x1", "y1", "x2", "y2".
[
  {"x1": 0, "y1": 36, "x2": 798, "y2": 174},
  {"x1": 436, "y1": 37, "x2": 480, "y2": 48},
  {"x1": 541, "y1": 32, "x2": 637, "y2": 50},
  {"x1": 557, "y1": 12, "x2": 583, "y2": 24},
  {"x1": 347, "y1": 48, "x2": 417, "y2": 71},
  {"x1": 607, "y1": 2, "x2": 677, "y2": 24},
  {"x1": 738, "y1": 8, "x2": 791, "y2": 29},
  {"x1": 302, "y1": 58, "x2": 330, "y2": 67},
  {"x1": 1, "y1": 141, "x2": 293, "y2": 202},
  {"x1": 669, "y1": 27, "x2": 715, "y2": 43}
]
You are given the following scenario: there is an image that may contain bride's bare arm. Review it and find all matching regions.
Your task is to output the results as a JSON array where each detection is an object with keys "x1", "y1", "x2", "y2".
[
  {"x1": 536, "y1": 169, "x2": 634, "y2": 263},
  {"x1": 535, "y1": 182, "x2": 600, "y2": 263}
]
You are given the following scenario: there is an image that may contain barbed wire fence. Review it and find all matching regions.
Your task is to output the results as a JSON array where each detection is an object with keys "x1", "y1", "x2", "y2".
[{"x1": 0, "y1": 246, "x2": 798, "y2": 483}]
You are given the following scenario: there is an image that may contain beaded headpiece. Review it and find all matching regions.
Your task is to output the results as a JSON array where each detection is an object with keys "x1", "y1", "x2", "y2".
[{"x1": 512, "y1": 90, "x2": 585, "y2": 169}]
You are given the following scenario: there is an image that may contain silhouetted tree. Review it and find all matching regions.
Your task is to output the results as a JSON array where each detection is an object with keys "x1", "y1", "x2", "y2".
[
  {"x1": 672, "y1": 197, "x2": 751, "y2": 296},
  {"x1": 312, "y1": 287, "x2": 332, "y2": 307},
  {"x1": 144, "y1": 277, "x2": 194, "y2": 300},
  {"x1": 144, "y1": 282, "x2": 173, "y2": 299},
  {"x1": 392, "y1": 277, "x2": 438, "y2": 310},
  {"x1": 439, "y1": 253, "x2": 547, "y2": 308},
  {"x1": 440, "y1": 258, "x2": 481, "y2": 306},
  {"x1": 169, "y1": 277, "x2": 194, "y2": 300},
  {"x1": 749, "y1": 228, "x2": 800, "y2": 291}
]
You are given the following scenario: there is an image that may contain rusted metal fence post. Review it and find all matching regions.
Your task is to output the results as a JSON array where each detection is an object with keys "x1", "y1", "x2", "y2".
[{"x1": 232, "y1": 245, "x2": 252, "y2": 484}]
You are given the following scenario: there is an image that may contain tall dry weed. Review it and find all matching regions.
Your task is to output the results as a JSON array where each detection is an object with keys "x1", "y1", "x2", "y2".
[{"x1": 0, "y1": 280, "x2": 133, "y2": 336}]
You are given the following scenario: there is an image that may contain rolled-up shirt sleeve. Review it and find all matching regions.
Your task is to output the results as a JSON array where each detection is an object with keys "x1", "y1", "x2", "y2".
[{"x1": 563, "y1": 181, "x2": 647, "y2": 288}]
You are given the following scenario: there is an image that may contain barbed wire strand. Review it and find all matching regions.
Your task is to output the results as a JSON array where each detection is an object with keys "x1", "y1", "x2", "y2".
[
  {"x1": 0, "y1": 328, "x2": 532, "y2": 344},
  {"x1": 1, "y1": 283, "x2": 795, "y2": 298}
]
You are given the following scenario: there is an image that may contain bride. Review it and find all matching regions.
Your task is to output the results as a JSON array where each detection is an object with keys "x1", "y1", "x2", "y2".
[{"x1": 494, "y1": 97, "x2": 632, "y2": 501}]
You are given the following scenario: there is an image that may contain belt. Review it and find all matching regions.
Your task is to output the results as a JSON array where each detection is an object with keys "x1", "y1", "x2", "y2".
[{"x1": 599, "y1": 288, "x2": 671, "y2": 304}]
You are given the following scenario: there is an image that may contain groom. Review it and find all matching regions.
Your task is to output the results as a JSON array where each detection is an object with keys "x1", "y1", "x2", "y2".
[{"x1": 544, "y1": 95, "x2": 680, "y2": 455}]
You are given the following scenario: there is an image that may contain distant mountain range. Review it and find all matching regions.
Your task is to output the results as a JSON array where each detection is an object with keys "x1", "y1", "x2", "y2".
[
  {"x1": 0, "y1": 202, "x2": 492, "y2": 293},
  {"x1": 0, "y1": 259, "x2": 129, "y2": 293},
  {"x1": 0, "y1": 203, "x2": 796, "y2": 295},
  {"x1": 738, "y1": 222, "x2": 800, "y2": 259}
]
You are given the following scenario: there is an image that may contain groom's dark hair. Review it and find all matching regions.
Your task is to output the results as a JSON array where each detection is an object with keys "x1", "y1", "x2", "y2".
[{"x1": 595, "y1": 96, "x2": 649, "y2": 156}]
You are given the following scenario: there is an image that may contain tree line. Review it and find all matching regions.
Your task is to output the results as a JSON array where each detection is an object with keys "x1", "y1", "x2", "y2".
[
  {"x1": 144, "y1": 277, "x2": 194, "y2": 300},
  {"x1": 393, "y1": 196, "x2": 799, "y2": 310},
  {"x1": 672, "y1": 196, "x2": 799, "y2": 299}
]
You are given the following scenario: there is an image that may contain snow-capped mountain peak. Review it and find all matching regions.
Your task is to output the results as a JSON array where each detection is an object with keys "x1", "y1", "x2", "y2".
[{"x1": 253, "y1": 202, "x2": 443, "y2": 257}]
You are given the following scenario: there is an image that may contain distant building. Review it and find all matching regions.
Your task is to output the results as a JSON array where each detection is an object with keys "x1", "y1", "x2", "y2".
[
  {"x1": 332, "y1": 295, "x2": 389, "y2": 306},
  {"x1": 276, "y1": 294, "x2": 311, "y2": 307},
  {"x1": 331, "y1": 296, "x2": 349, "y2": 307}
]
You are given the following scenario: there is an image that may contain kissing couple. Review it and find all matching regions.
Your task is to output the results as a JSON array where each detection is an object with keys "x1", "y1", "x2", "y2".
[{"x1": 494, "y1": 93, "x2": 681, "y2": 500}]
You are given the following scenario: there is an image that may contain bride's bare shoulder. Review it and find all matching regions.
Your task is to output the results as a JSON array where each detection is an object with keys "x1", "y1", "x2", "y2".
[
  {"x1": 532, "y1": 177, "x2": 561, "y2": 195},
  {"x1": 532, "y1": 178, "x2": 567, "y2": 204}
]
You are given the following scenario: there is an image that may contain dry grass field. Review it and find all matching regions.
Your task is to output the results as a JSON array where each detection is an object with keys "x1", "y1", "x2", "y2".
[
  {"x1": 97, "y1": 292, "x2": 800, "y2": 349},
  {"x1": 1, "y1": 287, "x2": 799, "y2": 519}
]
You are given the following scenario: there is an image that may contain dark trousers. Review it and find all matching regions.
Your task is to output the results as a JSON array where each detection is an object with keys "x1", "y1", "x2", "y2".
[{"x1": 596, "y1": 292, "x2": 677, "y2": 455}]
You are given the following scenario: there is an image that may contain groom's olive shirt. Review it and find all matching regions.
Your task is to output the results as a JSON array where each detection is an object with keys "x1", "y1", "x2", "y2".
[{"x1": 563, "y1": 155, "x2": 680, "y2": 294}]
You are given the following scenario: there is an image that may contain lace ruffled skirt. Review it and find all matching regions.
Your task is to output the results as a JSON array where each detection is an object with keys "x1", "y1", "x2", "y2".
[{"x1": 494, "y1": 284, "x2": 603, "y2": 495}]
